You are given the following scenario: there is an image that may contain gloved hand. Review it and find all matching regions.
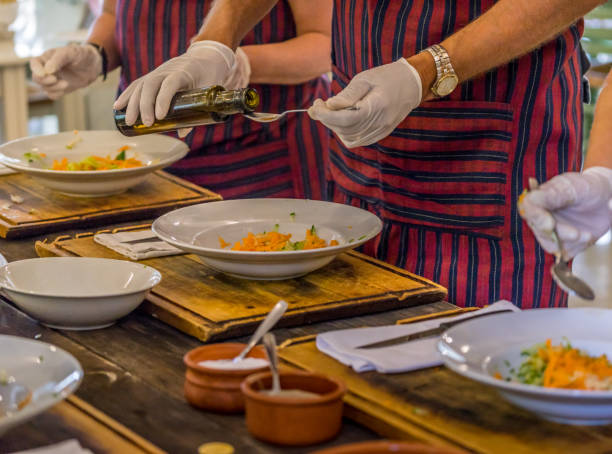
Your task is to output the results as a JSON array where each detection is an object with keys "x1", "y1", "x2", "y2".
[
  {"x1": 307, "y1": 59, "x2": 422, "y2": 148},
  {"x1": 29, "y1": 43, "x2": 102, "y2": 99},
  {"x1": 113, "y1": 40, "x2": 247, "y2": 128},
  {"x1": 519, "y1": 167, "x2": 612, "y2": 260}
]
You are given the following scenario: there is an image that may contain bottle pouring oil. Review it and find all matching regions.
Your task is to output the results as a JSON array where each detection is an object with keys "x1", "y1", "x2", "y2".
[{"x1": 114, "y1": 85, "x2": 259, "y2": 136}]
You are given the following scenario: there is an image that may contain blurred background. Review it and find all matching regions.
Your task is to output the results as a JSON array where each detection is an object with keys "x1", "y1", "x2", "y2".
[{"x1": 0, "y1": 0, "x2": 610, "y2": 307}]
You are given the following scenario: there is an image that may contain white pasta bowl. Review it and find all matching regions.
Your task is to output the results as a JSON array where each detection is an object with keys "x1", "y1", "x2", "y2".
[
  {"x1": 0, "y1": 335, "x2": 83, "y2": 437},
  {"x1": 0, "y1": 257, "x2": 161, "y2": 330},
  {"x1": 437, "y1": 308, "x2": 612, "y2": 425},
  {"x1": 0, "y1": 130, "x2": 188, "y2": 197},
  {"x1": 152, "y1": 199, "x2": 382, "y2": 280}
]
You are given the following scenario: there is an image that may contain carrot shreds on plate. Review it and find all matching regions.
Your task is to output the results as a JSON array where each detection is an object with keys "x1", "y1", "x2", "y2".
[
  {"x1": 220, "y1": 226, "x2": 339, "y2": 252},
  {"x1": 49, "y1": 146, "x2": 143, "y2": 171}
]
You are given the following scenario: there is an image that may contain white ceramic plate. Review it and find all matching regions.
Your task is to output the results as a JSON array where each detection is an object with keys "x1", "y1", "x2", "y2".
[
  {"x1": 437, "y1": 308, "x2": 612, "y2": 425},
  {"x1": 0, "y1": 257, "x2": 161, "y2": 330},
  {"x1": 0, "y1": 130, "x2": 188, "y2": 196},
  {"x1": 0, "y1": 335, "x2": 82, "y2": 437},
  {"x1": 152, "y1": 199, "x2": 382, "y2": 280}
]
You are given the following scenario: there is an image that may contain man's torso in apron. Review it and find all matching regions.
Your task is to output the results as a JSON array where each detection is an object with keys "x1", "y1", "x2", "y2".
[
  {"x1": 115, "y1": 0, "x2": 331, "y2": 200},
  {"x1": 329, "y1": 0, "x2": 586, "y2": 308}
]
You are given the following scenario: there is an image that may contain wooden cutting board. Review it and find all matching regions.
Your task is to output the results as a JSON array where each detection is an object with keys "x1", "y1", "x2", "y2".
[
  {"x1": 277, "y1": 312, "x2": 612, "y2": 454},
  {"x1": 0, "y1": 171, "x2": 221, "y2": 238},
  {"x1": 35, "y1": 226, "x2": 447, "y2": 342}
]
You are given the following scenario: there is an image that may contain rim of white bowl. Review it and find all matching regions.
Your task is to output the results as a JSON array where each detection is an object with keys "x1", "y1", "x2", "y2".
[
  {"x1": 0, "y1": 131, "x2": 188, "y2": 176},
  {"x1": 438, "y1": 337, "x2": 612, "y2": 400},
  {"x1": 0, "y1": 257, "x2": 162, "y2": 298}
]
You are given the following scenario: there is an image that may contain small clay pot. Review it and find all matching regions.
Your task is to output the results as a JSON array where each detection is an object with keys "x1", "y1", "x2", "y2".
[
  {"x1": 309, "y1": 440, "x2": 468, "y2": 454},
  {"x1": 183, "y1": 343, "x2": 268, "y2": 413},
  {"x1": 241, "y1": 371, "x2": 346, "y2": 446}
]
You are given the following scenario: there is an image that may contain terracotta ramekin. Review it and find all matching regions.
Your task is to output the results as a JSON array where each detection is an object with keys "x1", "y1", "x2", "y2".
[
  {"x1": 309, "y1": 440, "x2": 468, "y2": 454},
  {"x1": 183, "y1": 342, "x2": 268, "y2": 413},
  {"x1": 241, "y1": 371, "x2": 346, "y2": 446}
]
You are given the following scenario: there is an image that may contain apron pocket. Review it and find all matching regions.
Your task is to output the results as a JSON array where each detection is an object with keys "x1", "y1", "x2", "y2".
[{"x1": 364, "y1": 100, "x2": 514, "y2": 238}]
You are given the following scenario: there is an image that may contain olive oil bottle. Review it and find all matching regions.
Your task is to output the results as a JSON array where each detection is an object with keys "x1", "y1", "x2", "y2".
[{"x1": 114, "y1": 86, "x2": 259, "y2": 136}]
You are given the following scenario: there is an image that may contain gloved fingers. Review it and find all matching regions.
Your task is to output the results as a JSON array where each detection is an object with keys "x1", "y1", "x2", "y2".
[
  {"x1": 532, "y1": 230, "x2": 561, "y2": 256},
  {"x1": 124, "y1": 82, "x2": 144, "y2": 126},
  {"x1": 519, "y1": 191, "x2": 556, "y2": 233},
  {"x1": 325, "y1": 78, "x2": 371, "y2": 110},
  {"x1": 155, "y1": 74, "x2": 185, "y2": 120},
  {"x1": 32, "y1": 71, "x2": 59, "y2": 87},
  {"x1": 29, "y1": 57, "x2": 48, "y2": 79},
  {"x1": 139, "y1": 75, "x2": 165, "y2": 126},
  {"x1": 40, "y1": 80, "x2": 70, "y2": 99},
  {"x1": 177, "y1": 128, "x2": 193, "y2": 138},
  {"x1": 113, "y1": 80, "x2": 139, "y2": 111},
  {"x1": 528, "y1": 176, "x2": 577, "y2": 211},
  {"x1": 308, "y1": 99, "x2": 365, "y2": 129},
  {"x1": 43, "y1": 47, "x2": 75, "y2": 75}
]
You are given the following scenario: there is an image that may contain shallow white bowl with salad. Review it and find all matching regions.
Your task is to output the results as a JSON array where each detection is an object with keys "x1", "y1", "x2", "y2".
[
  {"x1": 152, "y1": 198, "x2": 382, "y2": 280},
  {"x1": 0, "y1": 335, "x2": 82, "y2": 437},
  {"x1": 438, "y1": 308, "x2": 612, "y2": 425},
  {"x1": 0, "y1": 130, "x2": 188, "y2": 197}
]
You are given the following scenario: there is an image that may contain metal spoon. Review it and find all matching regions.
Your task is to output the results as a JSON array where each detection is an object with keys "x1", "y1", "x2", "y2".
[
  {"x1": 243, "y1": 106, "x2": 359, "y2": 123},
  {"x1": 262, "y1": 333, "x2": 281, "y2": 395},
  {"x1": 232, "y1": 300, "x2": 288, "y2": 363},
  {"x1": 528, "y1": 178, "x2": 595, "y2": 300}
]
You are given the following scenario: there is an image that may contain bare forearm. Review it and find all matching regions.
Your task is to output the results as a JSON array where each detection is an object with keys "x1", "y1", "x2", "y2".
[
  {"x1": 585, "y1": 71, "x2": 612, "y2": 169},
  {"x1": 87, "y1": 0, "x2": 120, "y2": 71},
  {"x1": 243, "y1": 34, "x2": 330, "y2": 84},
  {"x1": 407, "y1": 0, "x2": 605, "y2": 100},
  {"x1": 193, "y1": 0, "x2": 278, "y2": 49}
]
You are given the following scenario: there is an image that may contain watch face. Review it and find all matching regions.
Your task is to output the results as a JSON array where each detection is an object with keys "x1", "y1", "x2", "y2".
[{"x1": 436, "y1": 74, "x2": 459, "y2": 96}]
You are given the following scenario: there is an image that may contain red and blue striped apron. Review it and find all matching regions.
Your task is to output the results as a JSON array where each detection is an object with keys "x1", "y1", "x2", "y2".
[
  {"x1": 329, "y1": 0, "x2": 586, "y2": 308},
  {"x1": 115, "y1": 0, "x2": 330, "y2": 200}
]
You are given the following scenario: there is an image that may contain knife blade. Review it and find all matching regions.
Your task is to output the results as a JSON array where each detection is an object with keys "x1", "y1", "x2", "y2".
[{"x1": 356, "y1": 308, "x2": 514, "y2": 349}]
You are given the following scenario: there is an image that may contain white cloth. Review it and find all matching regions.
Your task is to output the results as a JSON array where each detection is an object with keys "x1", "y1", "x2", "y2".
[
  {"x1": 308, "y1": 58, "x2": 422, "y2": 148},
  {"x1": 519, "y1": 167, "x2": 612, "y2": 260},
  {"x1": 10, "y1": 440, "x2": 93, "y2": 454},
  {"x1": 316, "y1": 300, "x2": 519, "y2": 374},
  {"x1": 113, "y1": 40, "x2": 238, "y2": 127},
  {"x1": 94, "y1": 230, "x2": 183, "y2": 260},
  {"x1": 29, "y1": 44, "x2": 102, "y2": 100}
]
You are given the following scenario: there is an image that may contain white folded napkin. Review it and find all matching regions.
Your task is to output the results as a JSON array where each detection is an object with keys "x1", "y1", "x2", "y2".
[
  {"x1": 316, "y1": 300, "x2": 519, "y2": 374},
  {"x1": 10, "y1": 440, "x2": 93, "y2": 454},
  {"x1": 0, "y1": 163, "x2": 16, "y2": 176},
  {"x1": 93, "y1": 229, "x2": 183, "y2": 260}
]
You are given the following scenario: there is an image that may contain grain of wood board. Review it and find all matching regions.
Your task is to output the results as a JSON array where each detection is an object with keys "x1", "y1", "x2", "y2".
[
  {"x1": 35, "y1": 226, "x2": 447, "y2": 342},
  {"x1": 278, "y1": 341, "x2": 612, "y2": 454},
  {"x1": 0, "y1": 171, "x2": 221, "y2": 238}
]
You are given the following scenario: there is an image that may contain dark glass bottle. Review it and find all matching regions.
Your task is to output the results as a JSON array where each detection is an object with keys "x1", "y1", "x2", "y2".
[{"x1": 114, "y1": 85, "x2": 259, "y2": 136}]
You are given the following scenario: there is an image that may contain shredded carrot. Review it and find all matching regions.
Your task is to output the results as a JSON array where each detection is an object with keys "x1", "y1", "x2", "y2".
[
  {"x1": 218, "y1": 236, "x2": 231, "y2": 249},
  {"x1": 51, "y1": 145, "x2": 142, "y2": 171},
  {"x1": 537, "y1": 339, "x2": 612, "y2": 390},
  {"x1": 222, "y1": 227, "x2": 338, "y2": 252}
]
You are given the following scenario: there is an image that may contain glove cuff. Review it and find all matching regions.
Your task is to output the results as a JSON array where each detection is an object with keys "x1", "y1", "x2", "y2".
[
  {"x1": 222, "y1": 47, "x2": 251, "y2": 90},
  {"x1": 397, "y1": 59, "x2": 423, "y2": 107},
  {"x1": 583, "y1": 166, "x2": 612, "y2": 194},
  {"x1": 86, "y1": 42, "x2": 107, "y2": 81}
]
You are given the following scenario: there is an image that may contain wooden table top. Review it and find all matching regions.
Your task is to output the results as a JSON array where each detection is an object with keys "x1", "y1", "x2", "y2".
[{"x1": 0, "y1": 223, "x2": 454, "y2": 453}]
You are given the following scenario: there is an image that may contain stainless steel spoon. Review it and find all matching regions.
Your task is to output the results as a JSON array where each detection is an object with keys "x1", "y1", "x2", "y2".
[
  {"x1": 528, "y1": 178, "x2": 595, "y2": 300},
  {"x1": 243, "y1": 106, "x2": 359, "y2": 123},
  {"x1": 232, "y1": 300, "x2": 288, "y2": 363},
  {"x1": 262, "y1": 333, "x2": 281, "y2": 395}
]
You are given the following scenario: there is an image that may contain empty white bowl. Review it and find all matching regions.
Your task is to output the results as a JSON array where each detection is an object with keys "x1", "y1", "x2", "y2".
[
  {"x1": 0, "y1": 257, "x2": 161, "y2": 330},
  {"x1": 0, "y1": 335, "x2": 83, "y2": 437},
  {"x1": 0, "y1": 130, "x2": 188, "y2": 197},
  {"x1": 438, "y1": 308, "x2": 612, "y2": 425},
  {"x1": 152, "y1": 199, "x2": 382, "y2": 280}
]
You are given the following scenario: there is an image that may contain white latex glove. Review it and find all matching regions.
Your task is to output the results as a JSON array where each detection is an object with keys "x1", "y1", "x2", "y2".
[
  {"x1": 307, "y1": 59, "x2": 422, "y2": 148},
  {"x1": 519, "y1": 167, "x2": 612, "y2": 260},
  {"x1": 29, "y1": 44, "x2": 102, "y2": 99},
  {"x1": 113, "y1": 40, "x2": 242, "y2": 128}
]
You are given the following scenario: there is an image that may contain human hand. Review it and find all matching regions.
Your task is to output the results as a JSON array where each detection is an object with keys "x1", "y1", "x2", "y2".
[
  {"x1": 113, "y1": 40, "x2": 238, "y2": 127},
  {"x1": 519, "y1": 167, "x2": 612, "y2": 260},
  {"x1": 29, "y1": 44, "x2": 102, "y2": 99},
  {"x1": 307, "y1": 59, "x2": 422, "y2": 148}
]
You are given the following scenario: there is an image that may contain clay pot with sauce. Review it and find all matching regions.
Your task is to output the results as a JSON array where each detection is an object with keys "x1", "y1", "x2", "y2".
[
  {"x1": 183, "y1": 342, "x2": 268, "y2": 413},
  {"x1": 241, "y1": 371, "x2": 346, "y2": 446}
]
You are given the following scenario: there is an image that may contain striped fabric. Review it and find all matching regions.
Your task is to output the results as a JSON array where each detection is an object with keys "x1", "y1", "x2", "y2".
[
  {"x1": 115, "y1": 0, "x2": 330, "y2": 200},
  {"x1": 330, "y1": 0, "x2": 586, "y2": 308}
]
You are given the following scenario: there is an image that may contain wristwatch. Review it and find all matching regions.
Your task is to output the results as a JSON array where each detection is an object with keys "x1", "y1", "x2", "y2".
[
  {"x1": 86, "y1": 42, "x2": 108, "y2": 81},
  {"x1": 424, "y1": 44, "x2": 458, "y2": 97}
]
